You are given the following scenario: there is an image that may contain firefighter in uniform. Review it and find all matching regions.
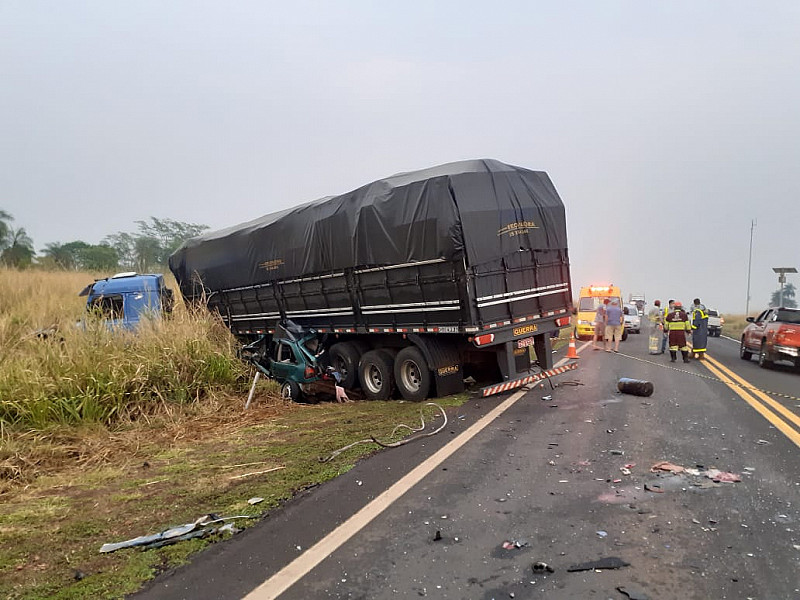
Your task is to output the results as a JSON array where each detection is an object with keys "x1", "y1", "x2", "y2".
[
  {"x1": 660, "y1": 299, "x2": 675, "y2": 354},
  {"x1": 691, "y1": 298, "x2": 708, "y2": 359},
  {"x1": 665, "y1": 301, "x2": 692, "y2": 363},
  {"x1": 648, "y1": 300, "x2": 664, "y2": 354}
]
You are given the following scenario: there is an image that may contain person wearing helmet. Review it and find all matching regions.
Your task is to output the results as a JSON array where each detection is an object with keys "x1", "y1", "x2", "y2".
[
  {"x1": 648, "y1": 300, "x2": 664, "y2": 354},
  {"x1": 665, "y1": 301, "x2": 692, "y2": 362},
  {"x1": 691, "y1": 298, "x2": 709, "y2": 359},
  {"x1": 660, "y1": 299, "x2": 675, "y2": 354}
]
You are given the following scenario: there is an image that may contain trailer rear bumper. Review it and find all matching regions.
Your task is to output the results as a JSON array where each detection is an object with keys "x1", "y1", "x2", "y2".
[{"x1": 480, "y1": 362, "x2": 577, "y2": 397}]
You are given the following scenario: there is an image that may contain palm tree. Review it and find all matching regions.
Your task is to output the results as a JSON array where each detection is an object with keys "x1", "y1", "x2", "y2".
[
  {"x1": 0, "y1": 209, "x2": 13, "y2": 249},
  {"x1": 770, "y1": 282, "x2": 797, "y2": 308},
  {"x1": 1, "y1": 227, "x2": 35, "y2": 268}
]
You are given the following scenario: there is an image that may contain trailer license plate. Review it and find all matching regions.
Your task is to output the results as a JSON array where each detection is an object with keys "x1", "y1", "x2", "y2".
[{"x1": 517, "y1": 336, "x2": 535, "y2": 349}]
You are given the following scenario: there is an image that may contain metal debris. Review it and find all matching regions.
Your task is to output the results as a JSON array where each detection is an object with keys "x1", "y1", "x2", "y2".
[
  {"x1": 532, "y1": 561, "x2": 555, "y2": 573},
  {"x1": 320, "y1": 403, "x2": 447, "y2": 462},
  {"x1": 99, "y1": 514, "x2": 255, "y2": 553},
  {"x1": 567, "y1": 556, "x2": 630, "y2": 572},
  {"x1": 617, "y1": 585, "x2": 651, "y2": 600}
]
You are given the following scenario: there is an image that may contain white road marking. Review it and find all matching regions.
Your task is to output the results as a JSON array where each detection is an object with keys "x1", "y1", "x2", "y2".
[{"x1": 243, "y1": 357, "x2": 572, "y2": 599}]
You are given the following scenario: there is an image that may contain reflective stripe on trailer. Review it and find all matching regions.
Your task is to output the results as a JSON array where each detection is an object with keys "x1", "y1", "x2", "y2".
[{"x1": 480, "y1": 362, "x2": 578, "y2": 397}]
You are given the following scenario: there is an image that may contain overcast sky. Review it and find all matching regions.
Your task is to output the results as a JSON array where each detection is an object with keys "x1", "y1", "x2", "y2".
[{"x1": 2, "y1": 1, "x2": 799, "y2": 314}]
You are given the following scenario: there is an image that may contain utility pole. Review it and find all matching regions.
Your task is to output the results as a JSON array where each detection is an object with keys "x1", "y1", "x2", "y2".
[{"x1": 746, "y1": 219, "x2": 756, "y2": 315}]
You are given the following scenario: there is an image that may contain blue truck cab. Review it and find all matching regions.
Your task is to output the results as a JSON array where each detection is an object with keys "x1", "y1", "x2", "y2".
[{"x1": 79, "y1": 272, "x2": 174, "y2": 330}]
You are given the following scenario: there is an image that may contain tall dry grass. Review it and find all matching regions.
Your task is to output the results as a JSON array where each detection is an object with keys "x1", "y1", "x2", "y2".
[
  {"x1": 0, "y1": 268, "x2": 250, "y2": 431},
  {"x1": 719, "y1": 314, "x2": 748, "y2": 341}
]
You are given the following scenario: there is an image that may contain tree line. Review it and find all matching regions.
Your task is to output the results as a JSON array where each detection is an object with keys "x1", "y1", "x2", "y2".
[{"x1": 0, "y1": 210, "x2": 208, "y2": 272}]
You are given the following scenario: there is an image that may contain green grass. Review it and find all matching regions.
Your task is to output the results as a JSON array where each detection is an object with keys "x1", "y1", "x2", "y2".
[
  {"x1": 1, "y1": 388, "x2": 469, "y2": 599},
  {"x1": 0, "y1": 267, "x2": 473, "y2": 598}
]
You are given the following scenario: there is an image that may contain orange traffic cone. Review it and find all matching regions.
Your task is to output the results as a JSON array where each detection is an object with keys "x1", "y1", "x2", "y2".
[{"x1": 566, "y1": 331, "x2": 580, "y2": 359}]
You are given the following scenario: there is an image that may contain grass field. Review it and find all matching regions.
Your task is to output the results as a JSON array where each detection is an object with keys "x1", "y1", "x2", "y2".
[
  {"x1": 0, "y1": 268, "x2": 470, "y2": 599},
  {"x1": 718, "y1": 314, "x2": 747, "y2": 341}
]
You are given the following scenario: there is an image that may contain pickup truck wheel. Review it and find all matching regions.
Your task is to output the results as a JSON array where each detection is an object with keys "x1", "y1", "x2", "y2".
[
  {"x1": 394, "y1": 346, "x2": 432, "y2": 402},
  {"x1": 758, "y1": 341, "x2": 773, "y2": 369},
  {"x1": 358, "y1": 350, "x2": 395, "y2": 401},
  {"x1": 280, "y1": 380, "x2": 302, "y2": 402},
  {"x1": 328, "y1": 342, "x2": 362, "y2": 389},
  {"x1": 739, "y1": 338, "x2": 752, "y2": 361}
]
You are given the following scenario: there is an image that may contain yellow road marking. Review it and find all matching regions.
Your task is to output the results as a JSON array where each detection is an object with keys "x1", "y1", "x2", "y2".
[
  {"x1": 699, "y1": 358, "x2": 800, "y2": 448},
  {"x1": 243, "y1": 357, "x2": 572, "y2": 599},
  {"x1": 704, "y1": 355, "x2": 800, "y2": 429}
]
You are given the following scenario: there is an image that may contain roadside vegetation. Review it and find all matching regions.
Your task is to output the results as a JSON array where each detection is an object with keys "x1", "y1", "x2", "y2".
[
  {"x1": 0, "y1": 267, "x2": 469, "y2": 599},
  {"x1": 719, "y1": 314, "x2": 747, "y2": 341}
]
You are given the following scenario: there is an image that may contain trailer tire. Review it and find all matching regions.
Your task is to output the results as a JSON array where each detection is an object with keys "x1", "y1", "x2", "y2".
[
  {"x1": 358, "y1": 350, "x2": 395, "y2": 400},
  {"x1": 328, "y1": 342, "x2": 362, "y2": 389},
  {"x1": 394, "y1": 346, "x2": 432, "y2": 402},
  {"x1": 280, "y1": 380, "x2": 302, "y2": 402}
]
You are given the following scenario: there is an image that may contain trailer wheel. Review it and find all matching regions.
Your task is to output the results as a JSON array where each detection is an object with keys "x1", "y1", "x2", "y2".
[
  {"x1": 394, "y1": 346, "x2": 431, "y2": 402},
  {"x1": 358, "y1": 350, "x2": 395, "y2": 400},
  {"x1": 328, "y1": 342, "x2": 362, "y2": 389},
  {"x1": 280, "y1": 380, "x2": 302, "y2": 402}
]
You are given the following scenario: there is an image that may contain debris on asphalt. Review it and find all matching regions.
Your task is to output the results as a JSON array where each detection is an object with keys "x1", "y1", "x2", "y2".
[
  {"x1": 542, "y1": 395, "x2": 553, "y2": 401},
  {"x1": 609, "y1": 449, "x2": 625, "y2": 456},
  {"x1": 651, "y1": 461, "x2": 685, "y2": 474},
  {"x1": 620, "y1": 467, "x2": 631, "y2": 476},
  {"x1": 644, "y1": 483, "x2": 664, "y2": 493},
  {"x1": 756, "y1": 439, "x2": 771, "y2": 445},
  {"x1": 320, "y1": 403, "x2": 447, "y2": 462},
  {"x1": 247, "y1": 497, "x2": 264, "y2": 505},
  {"x1": 616, "y1": 378, "x2": 654, "y2": 397},
  {"x1": 532, "y1": 561, "x2": 555, "y2": 573},
  {"x1": 617, "y1": 585, "x2": 652, "y2": 600},
  {"x1": 596, "y1": 530, "x2": 608, "y2": 538},
  {"x1": 567, "y1": 556, "x2": 630, "y2": 572},
  {"x1": 433, "y1": 530, "x2": 442, "y2": 541},
  {"x1": 99, "y1": 514, "x2": 256, "y2": 553},
  {"x1": 502, "y1": 539, "x2": 529, "y2": 550},
  {"x1": 705, "y1": 469, "x2": 741, "y2": 483},
  {"x1": 649, "y1": 461, "x2": 742, "y2": 484}
]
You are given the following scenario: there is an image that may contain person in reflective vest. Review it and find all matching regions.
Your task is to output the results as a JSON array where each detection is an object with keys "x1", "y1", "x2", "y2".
[
  {"x1": 665, "y1": 301, "x2": 692, "y2": 363},
  {"x1": 648, "y1": 300, "x2": 664, "y2": 354},
  {"x1": 691, "y1": 298, "x2": 708, "y2": 359},
  {"x1": 660, "y1": 299, "x2": 675, "y2": 354}
]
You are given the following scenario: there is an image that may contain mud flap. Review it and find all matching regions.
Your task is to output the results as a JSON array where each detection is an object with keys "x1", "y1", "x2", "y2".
[{"x1": 480, "y1": 362, "x2": 578, "y2": 397}]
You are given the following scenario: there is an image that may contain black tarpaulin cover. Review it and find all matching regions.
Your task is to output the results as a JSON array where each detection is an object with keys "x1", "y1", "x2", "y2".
[{"x1": 169, "y1": 159, "x2": 567, "y2": 294}]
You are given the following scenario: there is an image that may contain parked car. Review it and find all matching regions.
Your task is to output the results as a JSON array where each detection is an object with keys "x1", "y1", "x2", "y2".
[
  {"x1": 740, "y1": 307, "x2": 800, "y2": 370},
  {"x1": 623, "y1": 304, "x2": 641, "y2": 334},
  {"x1": 707, "y1": 308, "x2": 723, "y2": 337}
]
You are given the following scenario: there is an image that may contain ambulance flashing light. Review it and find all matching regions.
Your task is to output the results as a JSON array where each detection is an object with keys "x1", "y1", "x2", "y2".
[{"x1": 589, "y1": 284, "x2": 613, "y2": 294}]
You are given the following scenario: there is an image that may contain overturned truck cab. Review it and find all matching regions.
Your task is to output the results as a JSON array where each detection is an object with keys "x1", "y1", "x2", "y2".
[{"x1": 170, "y1": 159, "x2": 574, "y2": 402}]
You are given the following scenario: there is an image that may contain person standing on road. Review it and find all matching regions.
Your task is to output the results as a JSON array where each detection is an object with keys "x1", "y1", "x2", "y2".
[
  {"x1": 604, "y1": 298, "x2": 624, "y2": 353},
  {"x1": 648, "y1": 300, "x2": 664, "y2": 354},
  {"x1": 665, "y1": 301, "x2": 692, "y2": 363},
  {"x1": 660, "y1": 299, "x2": 675, "y2": 354},
  {"x1": 691, "y1": 298, "x2": 709, "y2": 359},
  {"x1": 593, "y1": 298, "x2": 608, "y2": 350}
]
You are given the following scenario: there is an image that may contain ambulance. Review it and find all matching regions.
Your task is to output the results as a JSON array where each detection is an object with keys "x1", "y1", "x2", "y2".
[{"x1": 575, "y1": 284, "x2": 626, "y2": 340}]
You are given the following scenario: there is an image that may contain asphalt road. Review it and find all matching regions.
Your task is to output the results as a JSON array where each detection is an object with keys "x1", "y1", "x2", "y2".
[{"x1": 134, "y1": 325, "x2": 800, "y2": 600}]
